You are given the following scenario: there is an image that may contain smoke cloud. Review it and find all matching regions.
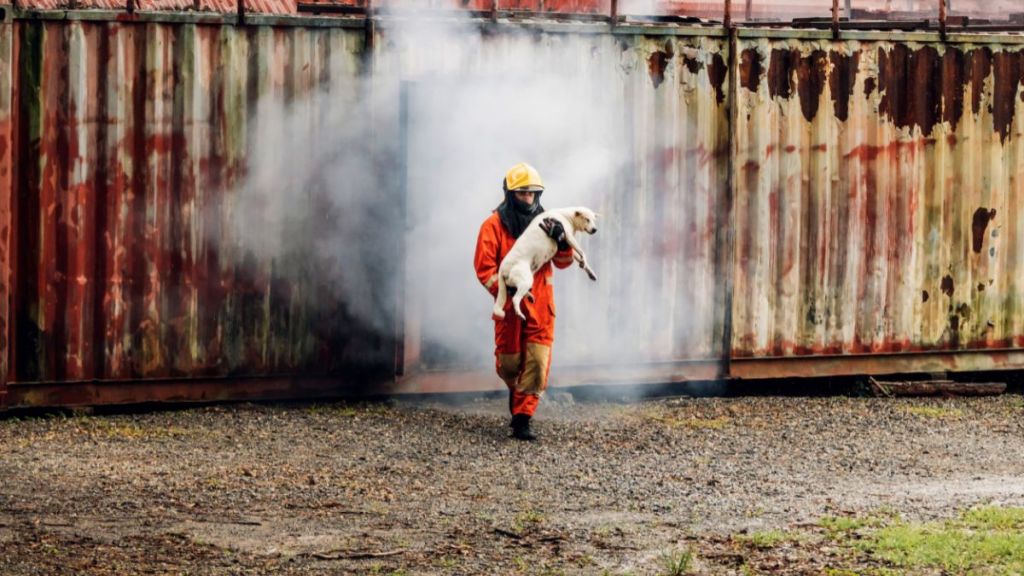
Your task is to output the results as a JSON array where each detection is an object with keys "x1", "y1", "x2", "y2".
[{"x1": 232, "y1": 10, "x2": 716, "y2": 390}]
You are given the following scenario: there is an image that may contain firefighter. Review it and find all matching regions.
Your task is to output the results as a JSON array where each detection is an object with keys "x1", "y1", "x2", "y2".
[{"x1": 474, "y1": 163, "x2": 575, "y2": 441}]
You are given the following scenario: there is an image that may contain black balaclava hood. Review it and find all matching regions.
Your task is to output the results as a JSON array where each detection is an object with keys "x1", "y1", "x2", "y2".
[{"x1": 496, "y1": 180, "x2": 544, "y2": 239}]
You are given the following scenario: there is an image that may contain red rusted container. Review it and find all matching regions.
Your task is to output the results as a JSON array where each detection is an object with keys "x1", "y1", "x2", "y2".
[{"x1": 5, "y1": 5, "x2": 1024, "y2": 408}]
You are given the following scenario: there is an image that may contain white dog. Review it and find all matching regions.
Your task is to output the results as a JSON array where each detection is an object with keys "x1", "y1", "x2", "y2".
[{"x1": 493, "y1": 207, "x2": 599, "y2": 320}]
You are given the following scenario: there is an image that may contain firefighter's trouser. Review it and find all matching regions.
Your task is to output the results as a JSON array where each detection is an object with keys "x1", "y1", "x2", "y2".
[{"x1": 494, "y1": 297, "x2": 554, "y2": 417}]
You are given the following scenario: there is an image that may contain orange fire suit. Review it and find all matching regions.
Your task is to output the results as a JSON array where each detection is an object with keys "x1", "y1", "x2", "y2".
[{"x1": 474, "y1": 211, "x2": 574, "y2": 417}]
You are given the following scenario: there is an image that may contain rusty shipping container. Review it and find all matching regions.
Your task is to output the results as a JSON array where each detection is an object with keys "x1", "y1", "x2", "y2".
[
  {"x1": 5, "y1": 4, "x2": 1024, "y2": 408},
  {"x1": 728, "y1": 33, "x2": 1024, "y2": 378}
]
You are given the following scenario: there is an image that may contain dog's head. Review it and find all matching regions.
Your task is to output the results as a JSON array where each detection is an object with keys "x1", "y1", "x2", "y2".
[{"x1": 569, "y1": 207, "x2": 599, "y2": 235}]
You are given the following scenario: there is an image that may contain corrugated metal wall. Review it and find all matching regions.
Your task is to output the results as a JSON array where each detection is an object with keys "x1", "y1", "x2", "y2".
[
  {"x1": 8, "y1": 11, "x2": 1024, "y2": 406},
  {"x1": 17, "y1": 0, "x2": 296, "y2": 14},
  {"x1": 11, "y1": 20, "x2": 370, "y2": 386},
  {"x1": 568, "y1": 33, "x2": 728, "y2": 366},
  {"x1": 8, "y1": 0, "x2": 1018, "y2": 22},
  {"x1": 732, "y1": 36, "x2": 1024, "y2": 361},
  {"x1": 0, "y1": 22, "x2": 12, "y2": 405}
]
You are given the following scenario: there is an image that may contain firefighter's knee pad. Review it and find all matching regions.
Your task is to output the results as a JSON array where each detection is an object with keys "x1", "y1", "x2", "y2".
[
  {"x1": 496, "y1": 353, "x2": 522, "y2": 386},
  {"x1": 518, "y1": 343, "x2": 552, "y2": 395}
]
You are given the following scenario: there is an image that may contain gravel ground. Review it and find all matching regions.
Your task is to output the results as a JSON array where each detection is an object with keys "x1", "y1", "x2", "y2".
[{"x1": 2, "y1": 392, "x2": 1024, "y2": 575}]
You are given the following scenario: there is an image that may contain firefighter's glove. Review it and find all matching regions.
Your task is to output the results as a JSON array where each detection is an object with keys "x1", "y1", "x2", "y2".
[{"x1": 539, "y1": 218, "x2": 570, "y2": 251}]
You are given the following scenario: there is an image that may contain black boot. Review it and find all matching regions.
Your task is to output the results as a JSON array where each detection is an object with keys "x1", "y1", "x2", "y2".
[{"x1": 510, "y1": 414, "x2": 537, "y2": 441}]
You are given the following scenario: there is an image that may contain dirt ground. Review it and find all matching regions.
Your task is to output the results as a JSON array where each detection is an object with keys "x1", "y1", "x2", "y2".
[{"x1": 2, "y1": 391, "x2": 1024, "y2": 575}]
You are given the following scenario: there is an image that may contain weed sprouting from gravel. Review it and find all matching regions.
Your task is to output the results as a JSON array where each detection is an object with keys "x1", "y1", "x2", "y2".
[
  {"x1": 740, "y1": 529, "x2": 802, "y2": 548},
  {"x1": 658, "y1": 547, "x2": 694, "y2": 576},
  {"x1": 900, "y1": 405, "x2": 964, "y2": 419},
  {"x1": 304, "y1": 402, "x2": 392, "y2": 418},
  {"x1": 820, "y1": 515, "x2": 871, "y2": 536}
]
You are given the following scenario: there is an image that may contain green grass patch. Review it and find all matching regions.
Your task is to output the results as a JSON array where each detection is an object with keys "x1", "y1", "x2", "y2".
[
  {"x1": 513, "y1": 509, "x2": 546, "y2": 532},
  {"x1": 859, "y1": 507, "x2": 1024, "y2": 573},
  {"x1": 305, "y1": 402, "x2": 390, "y2": 417},
  {"x1": 900, "y1": 406, "x2": 963, "y2": 419},
  {"x1": 820, "y1": 515, "x2": 876, "y2": 536},
  {"x1": 645, "y1": 412, "x2": 730, "y2": 430},
  {"x1": 724, "y1": 509, "x2": 1024, "y2": 575},
  {"x1": 740, "y1": 529, "x2": 801, "y2": 548},
  {"x1": 962, "y1": 507, "x2": 1024, "y2": 531}
]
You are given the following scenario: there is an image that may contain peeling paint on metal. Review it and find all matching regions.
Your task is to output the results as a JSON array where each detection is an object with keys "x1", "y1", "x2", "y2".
[
  {"x1": 13, "y1": 15, "x2": 1024, "y2": 405},
  {"x1": 11, "y1": 21, "x2": 367, "y2": 386},
  {"x1": 0, "y1": 23, "x2": 12, "y2": 396},
  {"x1": 19, "y1": 0, "x2": 293, "y2": 12},
  {"x1": 646, "y1": 40, "x2": 673, "y2": 89},
  {"x1": 971, "y1": 207, "x2": 996, "y2": 254},
  {"x1": 733, "y1": 37, "x2": 1024, "y2": 359}
]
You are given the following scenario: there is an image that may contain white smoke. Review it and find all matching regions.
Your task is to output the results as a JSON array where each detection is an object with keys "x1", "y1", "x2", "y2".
[{"x1": 232, "y1": 10, "x2": 714, "y2": 391}]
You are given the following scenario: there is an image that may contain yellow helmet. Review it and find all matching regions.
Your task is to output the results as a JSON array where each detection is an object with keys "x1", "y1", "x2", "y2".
[{"x1": 504, "y1": 163, "x2": 544, "y2": 192}]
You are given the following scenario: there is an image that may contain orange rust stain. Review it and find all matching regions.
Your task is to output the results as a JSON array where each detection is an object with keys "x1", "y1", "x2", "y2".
[
  {"x1": 843, "y1": 139, "x2": 926, "y2": 162},
  {"x1": 877, "y1": 44, "x2": 942, "y2": 136},
  {"x1": 647, "y1": 41, "x2": 674, "y2": 90}
]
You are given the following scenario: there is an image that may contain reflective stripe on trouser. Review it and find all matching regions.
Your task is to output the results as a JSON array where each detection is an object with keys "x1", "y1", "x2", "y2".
[{"x1": 494, "y1": 297, "x2": 555, "y2": 418}]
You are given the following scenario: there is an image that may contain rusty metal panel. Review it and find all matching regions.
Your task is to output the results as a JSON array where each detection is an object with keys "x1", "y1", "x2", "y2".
[
  {"x1": 730, "y1": 348, "x2": 1024, "y2": 379},
  {"x1": 12, "y1": 20, "x2": 367, "y2": 387},
  {"x1": 15, "y1": 0, "x2": 291, "y2": 13},
  {"x1": 72, "y1": 0, "x2": 129, "y2": 9},
  {"x1": 633, "y1": 0, "x2": 723, "y2": 18},
  {"x1": 0, "y1": 22, "x2": 11, "y2": 400},
  {"x1": 194, "y1": 0, "x2": 244, "y2": 12},
  {"x1": 13, "y1": 13, "x2": 1024, "y2": 407},
  {"x1": 243, "y1": 0, "x2": 298, "y2": 14},
  {"x1": 541, "y1": 0, "x2": 609, "y2": 14},
  {"x1": 731, "y1": 37, "x2": 1024, "y2": 362},
  {"x1": 137, "y1": 0, "x2": 196, "y2": 10},
  {"x1": 198, "y1": 0, "x2": 236, "y2": 12},
  {"x1": 591, "y1": 34, "x2": 730, "y2": 365},
  {"x1": 5, "y1": 375, "x2": 362, "y2": 407},
  {"x1": 16, "y1": 0, "x2": 61, "y2": 9}
]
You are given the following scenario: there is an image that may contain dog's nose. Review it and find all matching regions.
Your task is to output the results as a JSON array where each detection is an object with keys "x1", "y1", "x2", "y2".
[{"x1": 590, "y1": 227, "x2": 597, "y2": 234}]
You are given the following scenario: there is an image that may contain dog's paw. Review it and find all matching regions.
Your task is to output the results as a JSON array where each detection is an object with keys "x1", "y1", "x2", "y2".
[{"x1": 492, "y1": 309, "x2": 506, "y2": 320}]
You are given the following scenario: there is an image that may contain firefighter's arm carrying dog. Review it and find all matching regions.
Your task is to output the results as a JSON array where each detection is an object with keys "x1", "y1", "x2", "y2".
[{"x1": 493, "y1": 207, "x2": 599, "y2": 321}]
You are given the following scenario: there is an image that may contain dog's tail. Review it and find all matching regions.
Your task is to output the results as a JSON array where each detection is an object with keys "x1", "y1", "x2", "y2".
[{"x1": 492, "y1": 273, "x2": 507, "y2": 319}]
